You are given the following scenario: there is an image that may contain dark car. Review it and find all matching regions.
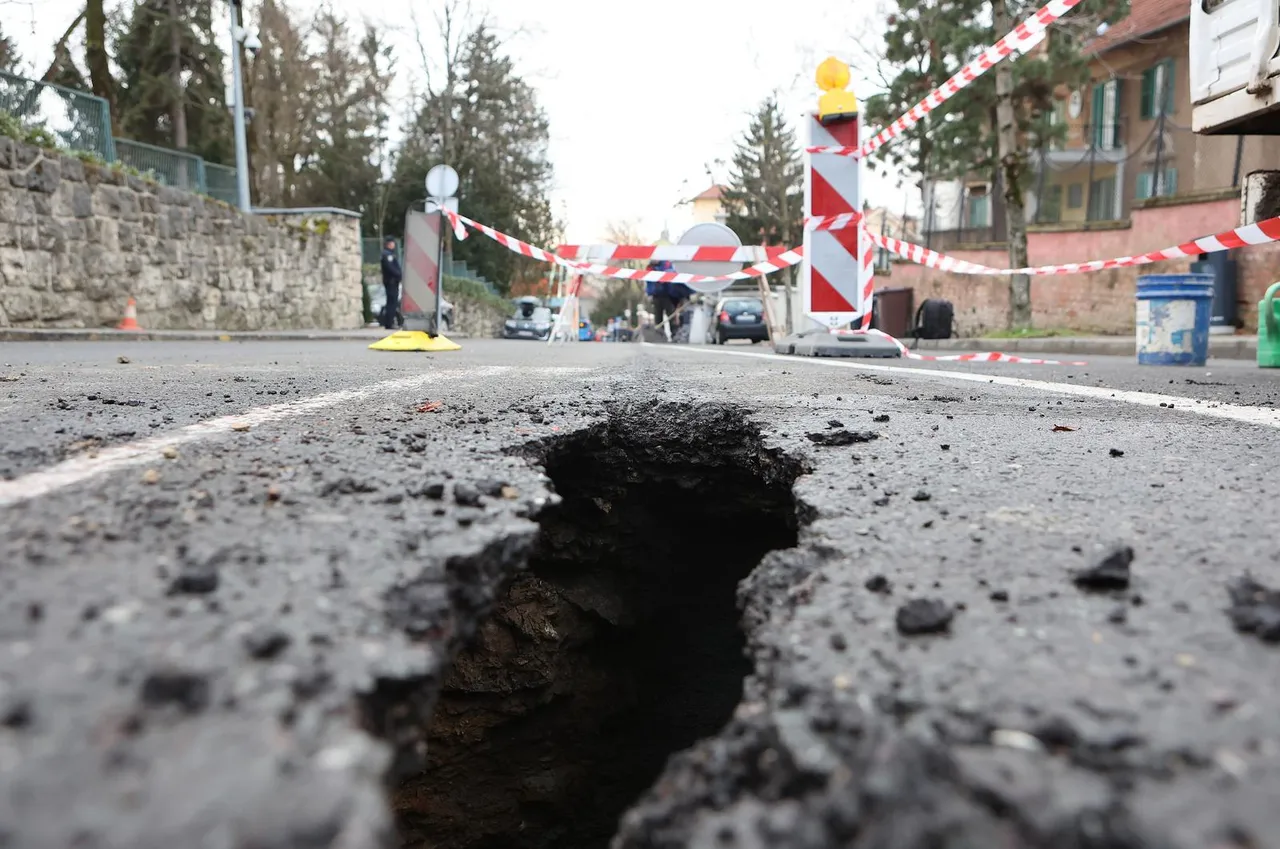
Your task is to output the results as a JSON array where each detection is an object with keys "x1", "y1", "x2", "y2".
[
  {"x1": 502, "y1": 303, "x2": 554, "y2": 340},
  {"x1": 713, "y1": 297, "x2": 769, "y2": 344}
]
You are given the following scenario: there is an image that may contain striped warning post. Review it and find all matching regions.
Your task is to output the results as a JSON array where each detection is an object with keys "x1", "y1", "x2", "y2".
[
  {"x1": 402, "y1": 210, "x2": 441, "y2": 327},
  {"x1": 804, "y1": 115, "x2": 869, "y2": 328}
]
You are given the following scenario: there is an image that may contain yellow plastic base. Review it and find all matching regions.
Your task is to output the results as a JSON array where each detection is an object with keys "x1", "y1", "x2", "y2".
[{"x1": 368, "y1": 331, "x2": 462, "y2": 352}]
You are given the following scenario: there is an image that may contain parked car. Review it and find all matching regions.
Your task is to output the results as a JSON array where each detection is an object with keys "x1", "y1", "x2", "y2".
[
  {"x1": 712, "y1": 296, "x2": 769, "y2": 344},
  {"x1": 502, "y1": 305, "x2": 554, "y2": 340}
]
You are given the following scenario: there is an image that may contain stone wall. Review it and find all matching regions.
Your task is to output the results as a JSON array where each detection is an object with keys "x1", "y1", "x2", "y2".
[
  {"x1": 0, "y1": 137, "x2": 362, "y2": 330},
  {"x1": 884, "y1": 193, "x2": 1280, "y2": 334}
]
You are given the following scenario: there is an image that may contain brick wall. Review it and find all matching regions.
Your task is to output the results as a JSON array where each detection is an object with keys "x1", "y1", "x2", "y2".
[{"x1": 885, "y1": 197, "x2": 1280, "y2": 334}]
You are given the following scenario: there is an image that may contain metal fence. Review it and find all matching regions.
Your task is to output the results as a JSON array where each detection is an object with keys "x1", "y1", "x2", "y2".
[
  {"x1": 0, "y1": 70, "x2": 115, "y2": 161},
  {"x1": 204, "y1": 163, "x2": 238, "y2": 205},
  {"x1": 115, "y1": 138, "x2": 203, "y2": 190},
  {"x1": 0, "y1": 70, "x2": 238, "y2": 204}
]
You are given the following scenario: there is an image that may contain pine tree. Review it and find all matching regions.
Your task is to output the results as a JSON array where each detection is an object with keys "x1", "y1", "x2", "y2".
[
  {"x1": 113, "y1": 0, "x2": 233, "y2": 164},
  {"x1": 723, "y1": 95, "x2": 804, "y2": 329},
  {"x1": 293, "y1": 11, "x2": 392, "y2": 214},
  {"x1": 0, "y1": 22, "x2": 21, "y2": 73},
  {"x1": 723, "y1": 95, "x2": 804, "y2": 250},
  {"x1": 387, "y1": 21, "x2": 556, "y2": 295}
]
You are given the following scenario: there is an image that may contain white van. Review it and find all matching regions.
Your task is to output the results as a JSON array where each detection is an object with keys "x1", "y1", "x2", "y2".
[{"x1": 1191, "y1": 0, "x2": 1280, "y2": 132}]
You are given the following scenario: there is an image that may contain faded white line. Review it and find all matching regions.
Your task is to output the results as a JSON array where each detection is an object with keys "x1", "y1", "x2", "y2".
[
  {"x1": 653, "y1": 344, "x2": 1280, "y2": 431},
  {"x1": 0, "y1": 366, "x2": 532, "y2": 509}
]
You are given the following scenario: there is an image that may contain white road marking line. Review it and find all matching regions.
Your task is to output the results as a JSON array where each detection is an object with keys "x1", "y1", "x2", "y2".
[
  {"x1": 0, "y1": 366, "x2": 520, "y2": 509},
  {"x1": 654, "y1": 345, "x2": 1280, "y2": 431}
]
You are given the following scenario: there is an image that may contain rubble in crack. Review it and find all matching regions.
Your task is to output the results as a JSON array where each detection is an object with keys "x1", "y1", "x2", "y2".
[{"x1": 393, "y1": 403, "x2": 804, "y2": 849}]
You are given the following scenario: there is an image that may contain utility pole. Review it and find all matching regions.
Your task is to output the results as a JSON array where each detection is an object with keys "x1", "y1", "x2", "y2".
[
  {"x1": 993, "y1": 0, "x2": 1032, "y2": 330},
  {"x1": 228, "y1": 0, "x2": 254, "y2": 212}
]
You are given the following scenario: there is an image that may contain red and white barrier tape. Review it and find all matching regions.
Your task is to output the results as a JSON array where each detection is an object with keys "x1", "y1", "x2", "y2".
[
  {"x1": 868, "y1": 215, "x2": 1280, "y2": 275},
  {"x1": 554, "y1": 243, "x2": 788, "y2": 262},
  {"x1": 839, "y1": 329, "x2": 1086, "y2": 365},
  {"x1": 808, "y1": 0, "x2": 1082, "y2": 160},
  {"x1": 444, "y1": 209, "x2": 804, "y2": 284},
  {"x1": 805, "y1": 211, "x2": 863, "y2": 232},
  {"x1": 445, "y1": 211, "x2": 1080, "y2": 365}
]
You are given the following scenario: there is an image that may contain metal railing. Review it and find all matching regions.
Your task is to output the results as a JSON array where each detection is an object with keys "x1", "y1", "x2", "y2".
[
  {"x1": 115, "y1": 138, "x2": 203, "y2": 190},
  {"x1": 0, "y1": 70, "x2": 115, "y2": 161},
  {"x1": 0, "y1": 70, "x2": 238, "y2": 204},
  {"x1": 204, "y1": 163, "x2": 238, "y2": 206}
]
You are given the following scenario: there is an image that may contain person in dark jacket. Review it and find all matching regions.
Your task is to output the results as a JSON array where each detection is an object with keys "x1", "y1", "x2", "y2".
[
  {"x1": 380, "y1": 237, "x2": 403, "y2": 330},
  {"x1": 645, "y1": 260, "x2": 677, "y2": 332}
]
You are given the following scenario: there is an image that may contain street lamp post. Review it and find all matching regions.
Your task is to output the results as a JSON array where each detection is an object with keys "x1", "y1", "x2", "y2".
[{"x1": 228, "y1": 0, "x2": 259, "y2": 212}]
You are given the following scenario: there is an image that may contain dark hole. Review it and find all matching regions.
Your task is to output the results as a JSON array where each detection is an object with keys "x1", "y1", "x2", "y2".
[{"x1": 393, "y1": 406, "x2": 803, "y2": 849}]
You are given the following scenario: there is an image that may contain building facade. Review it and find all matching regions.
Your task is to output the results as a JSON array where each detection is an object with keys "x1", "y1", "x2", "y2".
[{"x1": 923, "y1": 0, "x2": 1280, "y2": 249}]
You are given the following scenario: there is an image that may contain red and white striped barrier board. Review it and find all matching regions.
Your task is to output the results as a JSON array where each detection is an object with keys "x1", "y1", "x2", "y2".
[
  {"x1": 401, "y1": 210, "x2": 441, "y2": 327},
  {"x1": 555, "y1": 244, "x2": 788, "y2": 263},
  {"x1": 838, "y1": 329, "x2": 1087, "y2": 365},
  {"x1": 805, "y1": 114, "x2": 869, "y2": 328},
  {"x1": 869, "y1": 215, "x2": 1280, "y2": 275},
  {"x1": 808, "y1": 0, "x2": 1083, "y2": 160},
  {"x1": 444, "y1": 210, "x2": 803, "y2": 284}
]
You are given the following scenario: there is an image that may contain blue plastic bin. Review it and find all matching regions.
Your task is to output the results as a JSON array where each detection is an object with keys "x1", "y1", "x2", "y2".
[{"x1": 1135, "y1": 274, "x2": 1213, "y2": 366}]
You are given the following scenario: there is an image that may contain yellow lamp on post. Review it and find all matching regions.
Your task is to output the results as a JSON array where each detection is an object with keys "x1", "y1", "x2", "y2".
[{"x1": 816, "y1": 56, "x2": 858, "y2": 125}]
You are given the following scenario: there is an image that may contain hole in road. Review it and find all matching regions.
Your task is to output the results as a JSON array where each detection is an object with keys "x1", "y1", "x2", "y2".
[{"x1": 393, "y1": 404, "x2": 804, "y2": 849}]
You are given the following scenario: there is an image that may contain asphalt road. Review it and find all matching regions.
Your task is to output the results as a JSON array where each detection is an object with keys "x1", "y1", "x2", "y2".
[{"x1": 2, "y1": 337, "x2": 1280, "y2": 849}]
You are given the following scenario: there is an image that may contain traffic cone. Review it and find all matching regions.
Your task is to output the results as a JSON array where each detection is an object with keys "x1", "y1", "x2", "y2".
[{"x1": 117, "y1": 298, "x2": 141, "y2": 331}]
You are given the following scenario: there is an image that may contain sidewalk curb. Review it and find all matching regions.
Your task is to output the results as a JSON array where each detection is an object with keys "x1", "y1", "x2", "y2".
[{"x1": 913, "y1": 335, "x2": 1258, "y2": 361}]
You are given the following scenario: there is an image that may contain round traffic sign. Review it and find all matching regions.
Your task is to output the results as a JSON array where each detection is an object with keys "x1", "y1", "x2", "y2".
[
  {"x1": 426, "y1": 164, "x2": 459, "y2": 199},
  {"x1": 672, "y1": 222, "x2": 743, "y2": 293}
]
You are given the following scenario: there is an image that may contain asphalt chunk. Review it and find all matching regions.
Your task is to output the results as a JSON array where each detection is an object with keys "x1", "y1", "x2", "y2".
[
  {"x1": 895, "y1": 598, "x2": 954, "y2": 635},
  {"x1": 865, "y1": 574, "x2": 891, "y2": 594},
  {"x1": 806, "y1": 429, "x2": 879, "y2": 447},
  {"x1": 243, "y1": 626, "x2": 291, "y2": 660},
  {"x1": 1073, "y1": 546, "x2": 1134, "y2": 591},
  {"x1": 1226, "y1": 575, "x2": 1280, "y2": 643},
  {"x1": 454, "y1": 483, "x2": 483, "y2": 507},
  {"x1": 168, "y1": 563, "x2": 219, "y2": 595},
  {"x1": 911, "y1": 490, "x2": 932, "y2": 502},
  {"x1": 139, "y1": 668, "x2": 211, "y2": 713},
  {"x1": 476, "y1": 478, "x2": 509, "y2": 498}
]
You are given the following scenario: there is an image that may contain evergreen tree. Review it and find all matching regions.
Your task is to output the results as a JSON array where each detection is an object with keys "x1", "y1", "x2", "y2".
[
  {"x1": 113, "y1": 0, "x2": 232, "y2": 164},
  {"x1": 723, "y1": 95, "x2": 804, "y2": 251},
  {"x1": 0, "y1": 22, "x2": 21, "y2": 73},
  {"x1": 299, "y1": 13, "x2": 392, "y2": 215},
  {"x1": 387, "y1": 23, "x2": 557, "y2": 295},
  {"x1": 722, "y1": 95, "x2": 803, "y2": 328}
]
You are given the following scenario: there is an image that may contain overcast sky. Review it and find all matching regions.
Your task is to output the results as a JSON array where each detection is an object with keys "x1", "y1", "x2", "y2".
[{"x1": 8, "y1": 0, "x2": 912, "y2": 244}]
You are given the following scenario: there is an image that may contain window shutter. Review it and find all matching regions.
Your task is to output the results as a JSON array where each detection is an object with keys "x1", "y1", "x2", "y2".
[
  {"x1": 1091, "y1": 82, "x2": 1105, "y2": 147},
  {"x1": 1137, "y1": 172, "x2": 1151, "y2": 200},
  {"x1": 1108, "y1": 80, "x2": 1122, "y2": 149},
  {"x1": 1140, "y1": 68, "x2": 1154, "y2": 120},
  {"x1": 1165, "y1": 168, "x2": 1178, "y2": 195}
]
